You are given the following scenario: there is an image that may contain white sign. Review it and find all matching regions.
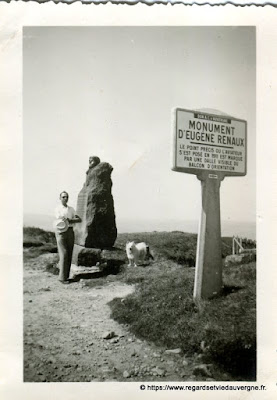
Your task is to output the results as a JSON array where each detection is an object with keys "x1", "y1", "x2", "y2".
[{"x1": 172, "y1": 108, "x2": 247, "y2": 176}]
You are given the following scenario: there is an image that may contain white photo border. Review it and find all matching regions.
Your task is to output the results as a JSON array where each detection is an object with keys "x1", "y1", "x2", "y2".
[{"x1": 0, "y1": 2, "x2": 276, "y2": 399}]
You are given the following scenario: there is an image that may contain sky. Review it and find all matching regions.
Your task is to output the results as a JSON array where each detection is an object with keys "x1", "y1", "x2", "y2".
[{"x1": 23, "y1": 26, "x2": 256, "y2": 235}]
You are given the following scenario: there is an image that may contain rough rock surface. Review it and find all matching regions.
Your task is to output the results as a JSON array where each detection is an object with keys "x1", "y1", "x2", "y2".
[
  {"x1": 74, "y1": 159, "x2": 117, "y2": 249},
  {"x1": 72, "y1": 247, "x2": 126, "y2": 270},
  {"x1": 72, "y1": 246, "x2": 102, "y2": 266}
]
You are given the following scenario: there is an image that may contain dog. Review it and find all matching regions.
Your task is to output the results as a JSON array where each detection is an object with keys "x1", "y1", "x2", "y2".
[{"x1": 126, "y1": 241, "x2": 154, "y2": 267}]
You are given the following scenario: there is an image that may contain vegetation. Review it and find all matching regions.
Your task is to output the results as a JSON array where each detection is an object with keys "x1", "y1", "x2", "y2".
[
  {"x1": 23, "y1": 227, "x2": 256, "y2": 380},
  {"x1": 23, "y1": 228, "x2": 255, "y2": 266},
  {"x1": 23, "y1": 227, "x2": 57, "y2": 261},
  {"x1": 23, "y1": 227, "x2": 56, "y2": 246},
  {"x1": 115, "y1": 231, "x2": 236, "y2": 266},
  {"x1": 110, "y1": 260, "x2": 256, "y2": 380},
  {"x1": 112, "y1": 232, "x2": 256, "y2": 380}
]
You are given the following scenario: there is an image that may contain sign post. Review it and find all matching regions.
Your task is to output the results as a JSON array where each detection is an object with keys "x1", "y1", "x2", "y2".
[{"x1": 172, "y1": 108, "x2": 247, "y2": 300}]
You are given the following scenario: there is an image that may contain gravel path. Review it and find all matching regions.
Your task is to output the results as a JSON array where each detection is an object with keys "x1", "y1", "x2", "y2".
[{"x1": 24, "y1": 256, "x2": 218, "y2": 382}]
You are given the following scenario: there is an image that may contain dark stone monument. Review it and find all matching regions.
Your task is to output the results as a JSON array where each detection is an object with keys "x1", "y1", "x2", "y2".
[{"x1": 72, "y1": 156, "x2": 118, "y2": 267}]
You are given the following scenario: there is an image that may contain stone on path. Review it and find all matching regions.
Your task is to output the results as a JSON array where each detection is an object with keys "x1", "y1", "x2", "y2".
[
  {"x1": 123, "y1": 370, "x2": 131, "y2": 378},
  {"x1": 110, "y1": 338, "x2": 119, "y2": 344},
  {"x1": 165, "y1": 348, "x2": 182, "y2": 355},
  {"x1": 151, "y1": 367, "x2": 165, "y2": 377},
  {"x1": 102, "y1": 331, "x2": 116, "y2": 340},
  {"x1": 193, "y1": 364, "x2": 213, "y2": 377}
]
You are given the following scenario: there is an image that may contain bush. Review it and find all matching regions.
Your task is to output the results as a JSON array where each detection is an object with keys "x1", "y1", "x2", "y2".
[
  {"x1": 23, "y1": 241, "x2": 45, "y2": 248},
  {"x1": 23, "y1": 227, "x2": 56, "y2": 247}
]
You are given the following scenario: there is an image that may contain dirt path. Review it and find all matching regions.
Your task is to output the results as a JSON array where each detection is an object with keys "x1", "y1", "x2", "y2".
[{"x1": 24, "y1": 257, "x2": 214, "y2": 382}]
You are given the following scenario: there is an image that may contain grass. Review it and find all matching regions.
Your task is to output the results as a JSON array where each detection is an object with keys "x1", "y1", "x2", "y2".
[
  {"x1": 23, "y1": 226, "x2": 256, "y2": 380},
  {"x1": 23, "y1": 226, "x2": 56, "y2": 245},
  {"x1": 23, "y1": 227, "x2": 57, "y2": 261},
  {"x1": 115, "y1": 231, "x2": 240, "y2": 267},
  {"x1": 109, "y1": 259, "x2": 256, "y2": 381}
]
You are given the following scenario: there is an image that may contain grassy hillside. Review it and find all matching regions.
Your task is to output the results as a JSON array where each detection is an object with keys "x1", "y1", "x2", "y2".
[
  {"x1": 24, "y1": 227, "x2": 56, "y2": 246},
  {"x1": 23, "y1": 227, "x2": 256, "y2": 380},
  {"x1": 112, "y1": 232, "x2": 256, "y2": 380},
  {"x1": 115, "y1": 231, "x2": 255, "y2": 266},
  {"x1": 23, "y1": 227, "x2": 57, "y2": 261},
  {"x1": 23, "y1": 227, "x2": 255, "y2": 265},
  {"x1": 23, "y1": 227, "x2": 255, "y2": 267},
  {"x1": 110, "y1": 260, "x2": 256, "y2": 380}
]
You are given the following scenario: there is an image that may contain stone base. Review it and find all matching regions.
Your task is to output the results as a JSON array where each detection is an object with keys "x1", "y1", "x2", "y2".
[
  {"x1": 101, "y1": 249, "x2": 126, "y2": 267},
  {"x1": 72, "y1": 244, "x2": 127, "y2": 268},
  {"x1": 70, "y1": 264, "x2": 101, "y2": 275},
  {"x1": 72, "y1": 245, "x2": 101, "y2": 267}
]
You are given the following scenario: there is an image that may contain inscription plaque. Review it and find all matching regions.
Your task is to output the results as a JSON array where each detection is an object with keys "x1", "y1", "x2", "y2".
[
  {"x1": 76, "y1": 190, "x2": 88, "y2": 221},
  {"x1": 74, "y1": 188, "x2": 88, "y2": 246}
]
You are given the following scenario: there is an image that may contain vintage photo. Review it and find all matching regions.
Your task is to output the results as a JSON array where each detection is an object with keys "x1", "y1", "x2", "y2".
[{"x1": 23, "y1": 26, "x2": 256, "y2": 383}]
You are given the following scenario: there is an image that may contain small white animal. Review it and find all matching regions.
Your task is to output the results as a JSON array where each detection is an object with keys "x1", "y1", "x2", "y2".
[{"x1": 126, "y1": 241, "x2": 154, "y2": 267}]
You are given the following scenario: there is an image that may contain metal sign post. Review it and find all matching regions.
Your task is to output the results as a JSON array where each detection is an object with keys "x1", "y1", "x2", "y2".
[{"x1": 172, "y1": 108, "x2": 247, "y2": 300}]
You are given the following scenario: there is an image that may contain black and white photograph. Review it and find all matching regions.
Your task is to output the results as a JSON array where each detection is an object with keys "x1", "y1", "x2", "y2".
[
  {"x1": 1, "y1": 3, "x2": 277, "y2": 400},
  {"x1": 23, "y1": 26, "x2": 256, "y2": 382}
]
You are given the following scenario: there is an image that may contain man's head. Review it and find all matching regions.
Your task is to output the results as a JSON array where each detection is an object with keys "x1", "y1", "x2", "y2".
[{"x1": 60, "y1": 191, "x2": 69, "y2": 206}]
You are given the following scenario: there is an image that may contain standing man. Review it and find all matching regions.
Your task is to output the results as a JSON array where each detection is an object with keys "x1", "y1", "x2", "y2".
[{"x1": 54, "y1": 191, "x2": 81, "y2": 283}]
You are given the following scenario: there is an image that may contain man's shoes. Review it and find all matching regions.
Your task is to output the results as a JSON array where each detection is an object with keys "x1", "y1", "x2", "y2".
[{"x1": 59, "y1": 280, "x2": 69, "y2": 284}]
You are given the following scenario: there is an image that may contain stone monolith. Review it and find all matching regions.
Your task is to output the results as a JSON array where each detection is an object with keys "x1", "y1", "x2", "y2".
[{"x1": 74, "y1": 156, "x2": 117, "y2": 249}]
